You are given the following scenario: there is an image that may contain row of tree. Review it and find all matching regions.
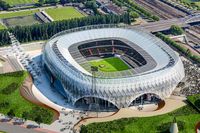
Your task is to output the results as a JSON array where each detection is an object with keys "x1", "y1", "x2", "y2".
[
  {"x1": 38, "y1": 0, "x2": 91, "y2": 6},
  {"x1": 0, "y1": 0, "x2": 10, "y2": 10},
  {"x1": 38, "y1": 0, "x2": 99, "y2": 15},
  {"x1": 111, "y1": 0, "x2": 159, "y2": 21},
  {"x1": 155, "y1": 32, "x2": 200, "y2": 64},
  {"x1": 0, "y1": 13, "x2": 131, "y2": 46},
  {"x1": 0, "y1": 0, "x2": 88, "y2": 10}
]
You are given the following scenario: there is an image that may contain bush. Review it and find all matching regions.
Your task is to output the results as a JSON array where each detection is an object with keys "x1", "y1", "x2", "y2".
[
  {"x1": 1, "y1": 71, "x2": 25, "y2": 77},
  {"x1": 194, "y1": 99, "x2": 200, "y2": 109},
  {"x1": 1, "y1": 83, "x2": 18, "y2": 95},
  {"x1": 7, "y1": 109, "x2": 15, "y2": 118},
  {"x1": 188, "y1": 94, "x2": 200, "y2": 110},
  {"x1": 170, "y1": 25, "x2": 184, "y2": 35},
  {"x1": 80, "y1": 118, "x2": 137, "y2": 133},
  {"x1": 0, "y1": 71, "x2": 54, "y2": 124},
  {"x1": 21, "y1": 106, "x2": 53, "y2": 124},
  {"x1": 0, "y1": 101, "x2": 10, "y2": 109},
  {"x1": 157, "y1": 121, "x2": 185, "y2": 133},
  {"x1": 169, "y1": 105, "x2": 199, "y2": 116},
  {"x1": 0, "y1": 0, "x2": 10, "y2": 10}
]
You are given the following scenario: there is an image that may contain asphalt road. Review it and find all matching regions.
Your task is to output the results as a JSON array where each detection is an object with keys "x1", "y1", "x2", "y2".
[{"x1": 0, "y1": 123, "x2": 44, "y2": 133}]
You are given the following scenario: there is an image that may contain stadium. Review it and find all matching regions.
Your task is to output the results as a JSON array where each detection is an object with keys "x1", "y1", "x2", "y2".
[{"x1": 42, "y1": 25, "x2": 185, "y2": 110}]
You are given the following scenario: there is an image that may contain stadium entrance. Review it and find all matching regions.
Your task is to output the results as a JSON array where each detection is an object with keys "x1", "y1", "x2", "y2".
[
  {"x1": 129, "y1": 93, "x2": 161, "y2": 106},
  {"x1": 74, "y1": 97, "x2": 118, "y2": 111}
]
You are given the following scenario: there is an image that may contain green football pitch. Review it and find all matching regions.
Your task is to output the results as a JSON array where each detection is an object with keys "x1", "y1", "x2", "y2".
[
  {"x1": 2, "y1": 0, "x2": 38, "y2": 6},
  {"x1": 89, "y1": 57, "x2": 130, "y2": 72},
  {"x1": 45, "y1": 7, "x2": 84, "y2": 21}
]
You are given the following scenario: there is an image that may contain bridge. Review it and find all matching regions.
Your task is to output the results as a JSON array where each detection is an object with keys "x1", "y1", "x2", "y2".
[{"x1": 137, "y1": 13, "x2": 200, "y2": 33}]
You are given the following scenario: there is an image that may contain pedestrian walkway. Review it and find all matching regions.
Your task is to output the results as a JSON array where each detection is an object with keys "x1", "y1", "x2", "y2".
[{"x1": 74, "y1": 97, "x2": 186, "y2": 131}]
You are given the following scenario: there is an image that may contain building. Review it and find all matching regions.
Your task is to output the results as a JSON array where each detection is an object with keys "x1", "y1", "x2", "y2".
[{"x1": 43, "y1": 25, "x2": 185, "y2": 110}]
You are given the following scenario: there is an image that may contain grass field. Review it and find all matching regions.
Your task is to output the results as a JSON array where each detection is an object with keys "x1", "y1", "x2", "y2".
[
  {"x1": 0, "y1": 24, "x2": 6, "y2": 30},
  {"x1": 81, "y1": 105, "x2": 200, "y2": 133},
  {"x1": 0, "y1": 9, "x2": 39, "y2": 19},
  {"x1": 188, "y1": 94, "x2": 200, "y2": 110},
  {"x1": 2, "y1": 0, "x2": 38, "y2": 6},
  {"x1": 0, "y1": 71, "x2": 53, "y2": 124},
  {"x1": 45, "y1": 7, "x2": 84, "y2": 21},
  {"x1": 89, "y1": 57, "x2": 130, "y2": 72},
  {"x1": 3, "y1": 15, "x2": 41, "y2": 28}
]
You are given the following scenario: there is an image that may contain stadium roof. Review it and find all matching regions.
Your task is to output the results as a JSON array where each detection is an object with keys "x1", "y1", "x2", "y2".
[{"x1": 47, "y1": 25, "x2": 178, "y2": 78}]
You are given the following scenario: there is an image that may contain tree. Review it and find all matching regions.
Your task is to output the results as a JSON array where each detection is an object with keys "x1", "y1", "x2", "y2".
[
  {"x1": 34, "y1": 116, "x2": 43, "y2": 127},
  {"x1": 129, "y1": 11, "x2": 139, "y2": 22},
  {"x1": 170, "y1": 25, "x2": 184, "y2": 35},
  {"x1": 152, "y1": 15, "x2": 159, "y2": 21},
  {"x1": 194, "y1": 99, "x2": 200, "y2": 109},
  {"x1": 0, "y1": 13, "x2": 131, "y2": 46},
  {"x1": 60, "y1": 0, "x2": 67, "y2": 4},
  {"x1": 38, "y1": 0, "x2": 45, "y2": 6},
  {"x1": 0, "y1": 0, "x2": 10, "y2": 10},
  {"x1": 22, "y1": 111, "x2": 29, "y2": 122},
  {"x1": 85, "y1": 0, "x2": 99, "y2": 15},
  {"x1": 7, "y1": 109, "x2": 15, "y2": 118},
  {"x1": 80, "y1": 125, "x2": 88, "y2": 133},
  {"x1": 46, "y1": 0, "x2": 59, "y2": 4}
]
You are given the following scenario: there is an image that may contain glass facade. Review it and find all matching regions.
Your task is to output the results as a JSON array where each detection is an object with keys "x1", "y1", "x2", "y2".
[{"x1": 43, "y1": 25, "x2": 185, "y2": 109}]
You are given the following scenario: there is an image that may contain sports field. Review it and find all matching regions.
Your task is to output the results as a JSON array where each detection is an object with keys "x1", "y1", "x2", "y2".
[
  {"x1": 2, "y1": 0, "x2": 38, "y2": 6},
  {"x1": 0, "y1": 9, "x2": 39, "y2": 19},
  {"x1": 3, "y1": 15, "x2": 41, "y2": 28},
  {"x1": 45, "y1": 7, "x2": 84, "y2": 21},
  {"x1": 89, "y1": 57, "x2": 130, "y2": 72}
]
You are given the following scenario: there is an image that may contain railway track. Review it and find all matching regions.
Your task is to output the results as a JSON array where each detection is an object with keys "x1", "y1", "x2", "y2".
[
  {"x1": 134, "y1": 0, "x2": 187, "y2": 19},
  {"x1": 186, "y1": 31, "x2": 200, "y2": 47},
  {"x1": 134, "y1": 0, "x2": 172, "y2": 19},
  {"x1": 189, "y1": 25, "x2": 200, "y2": 34}
]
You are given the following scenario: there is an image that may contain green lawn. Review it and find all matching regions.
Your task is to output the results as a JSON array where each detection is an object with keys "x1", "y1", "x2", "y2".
[
  {"x1": 45, "y1": 7, "x2": 84, "y2": 21},
  {"x1": 89, "y1": 57, "x2": 130, "y2": 72},
  {"x1": 0, "y1": 24, "x2": 6, "y2": 30},
  {"x1": 0, "y1": 71, "x2": 53, "y2": 124},
  {"x1": 188, "y1": 94, "x2": 200, "y2": 110},
  {"x1": 0, "y1": 9, "x2": 39, "y2": 19},
  {"x1": 81, "y1": 105, "x2": 200, "y2": 133},
  {"x1": 2, "y1": 0, "x2": 38, "y2": 6}
]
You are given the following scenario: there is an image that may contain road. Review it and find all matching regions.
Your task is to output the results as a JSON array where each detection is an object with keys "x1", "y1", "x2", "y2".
[
  {"x1": 0, "y1": 123, "x2": 44, "y2": 133},
  {"x1": 136, "y1": 18, "x2": 189, "y2": 32}
]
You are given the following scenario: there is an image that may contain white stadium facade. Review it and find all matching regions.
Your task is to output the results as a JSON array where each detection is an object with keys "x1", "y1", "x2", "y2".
[{"x1": 43, "y1": 25, "x2": 185, "y2": 110}]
